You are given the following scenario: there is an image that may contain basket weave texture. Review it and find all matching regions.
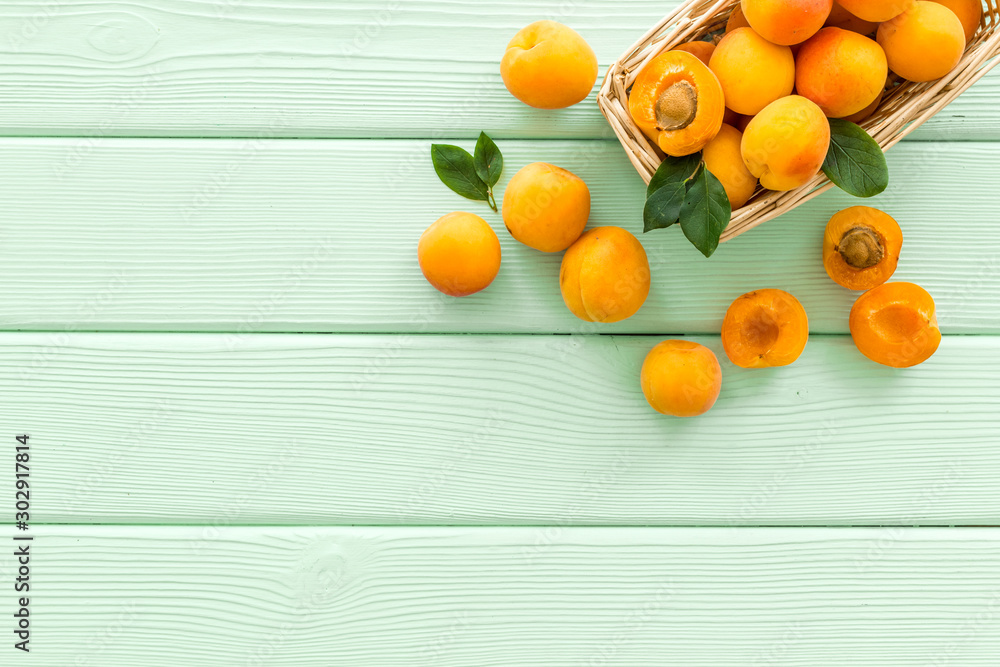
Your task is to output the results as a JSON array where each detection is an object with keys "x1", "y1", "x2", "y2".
[{"x1": 598, "y1": 0, "x2": 1000, "y2": 241}]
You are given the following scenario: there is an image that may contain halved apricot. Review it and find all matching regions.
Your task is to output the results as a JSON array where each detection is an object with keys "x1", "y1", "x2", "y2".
[
  {"x1": 823, "y1": 206, "x2": 902, "y2": 291},
  {"x1": 629, "y1": 50, "x2": 726, "y2": 157},
  {"x1": 850, "y1": 282, "x2": 941, "y2": 367},
  {"x1": 722, "y1": 289, "x2": 810, "y2": 368}
]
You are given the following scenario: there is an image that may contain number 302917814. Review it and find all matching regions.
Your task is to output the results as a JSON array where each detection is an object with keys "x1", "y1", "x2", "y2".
[{"x1": 15, "y1": 435, "x2": 29, "y2": 527}]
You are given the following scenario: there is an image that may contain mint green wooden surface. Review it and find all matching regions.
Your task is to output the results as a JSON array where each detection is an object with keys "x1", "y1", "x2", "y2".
[{"x1": 1, "y1": 1, "x2": 999, "y2": 665}]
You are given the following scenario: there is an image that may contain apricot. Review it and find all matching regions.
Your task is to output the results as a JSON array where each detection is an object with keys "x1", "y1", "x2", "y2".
[
  {"x1": 929, "y1": 0, "x2": 983, "y2": 42},
  {"x1": 501, "y1": 21, "x2": 598, "y2": 109},
  {"x1": 796, "y1": 28, "x2": 888, "y2": 118},
  {"x1": 741, "y1": 96, "x2": 831, "y2": 191},
  {"x1": 722, "y1": 289, "x2": 810, "y2": 368},
  {"x1": 741, "y1": 0, "x2": 833, "y2": 45},
  {"x1": 823, "y1": 207, "x2": 902, "y2": 291},
  {"x1": 825, "y1": 1, "x2": 879, "y2": 34},
  {"x1": 727, "y1": 4, "x2": 752, "y2": 32},
  {"x1": 850, "y1": 282, "x2": 941, "y2": 367},
  {"x1": 843, "y1": 89, "x2": 884, "y2": 124},
  {"x1": 641, "y1": 340, "x2": 723, "y2": 418},
  {"x1": 560, "y1": 227, "x2": 650, "y2": 323},
  {"x1": 836, "y1": 0, "x2": 915, "y2": 22},
  {"x1": 878, "y1": 2, "x2": 966, "y2": 82},
  {"x1": 418, "y1": 212, "x2": 501, "y2": 297},
  {"x1": 703, "y1": 124, "x2": 758, "y2": 209},
  {"x1": 710, "y1": 28, "x2": 795, "y2": 116},
  {"x1": 674, "y1": 40, "x2": 717, "y2": 66},
  {"x1": 502, "y1": 163, "x2": 590, "y2": 253},
  {"x1": 629, "y1": 50, "x2": 726, "y2": 157}
]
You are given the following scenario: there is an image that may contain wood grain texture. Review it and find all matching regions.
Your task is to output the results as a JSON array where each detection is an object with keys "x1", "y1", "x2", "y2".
[
  {"x1": 0, "y1": 0, "x2": 996, "y2": 139},
  {"x1": 1, "y1": 139, "x2": 997, "y2": 334},
  {"x1": 3, "y1": 333, "x2": 998, "y2": 526},
  {"x1": 3, "y1": 525, "x2": 1000, "y2": 666}
]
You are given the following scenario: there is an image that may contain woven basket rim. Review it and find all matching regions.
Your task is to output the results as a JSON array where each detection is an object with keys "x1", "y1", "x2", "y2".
[{"x1": 598, "y1": 0, "x2": 1000, "y2": 242}]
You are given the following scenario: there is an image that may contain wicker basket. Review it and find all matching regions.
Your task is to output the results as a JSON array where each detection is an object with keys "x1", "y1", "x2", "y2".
[{"x1": 598, "y1": 0, "x2": 1000, "y2": 242}]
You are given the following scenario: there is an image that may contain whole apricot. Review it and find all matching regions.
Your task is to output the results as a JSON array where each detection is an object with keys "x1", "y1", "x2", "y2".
[
  {"x1": 741, "y1": 96, "x2": 831, "y2": 191},
  {"x1": 850, "y1": 282, "x2": 941, "y2": 367},
  {"x1": 629, "y1": 50, "x2": 726, "y2": 157},
  {"x1": 929, "y1": 0, "x2": 983, "y2": 42},
  {"x1": 710, "y1": 28, "x2": 795, "y2": 116},
  {"x1": 674, "y1": 40, "x2": 717, "y2": 66},
  {"x1": 560, "y1": 227, "x2": 650, "y2": 323},
  {"x1": 703, "y1": 124, "x2": 758, "y2": 210},
  {"x1": 823, "y1": 206, "x2": 903, "y2": 291},
  {"x1": 796, "y1": 28, "x2": 888, "y2": 118},
  {"x1": 878, "y1": 2, "x2": 966, "y2": 82},
  {"x1": 727, "y1": 4, "x2": 752, "y2": 32},
  {"x1": 502, "y1": 163, "x2": 590, "y2": 253},
  {"x1": 741, "y1": 0, "x2": 833, "y2": 46},
  {"x1": 641, "y1": 340, "x2": 723, "y2": 418},
  {"x1": 836, "y1": 0, "x2": 915, "y2": 21},
  {"x1": 418, "y1": 212, "x2": 501, "y2": 297},
  {"x1": 501, "y1": 21, "x2": 598, "y2": 109},
  {"x1": 825, "y1": 2, "x2": 880, "y2": 34},
  {"x1": 722, "y1": 289, "x2": 810, "y2": 368}
]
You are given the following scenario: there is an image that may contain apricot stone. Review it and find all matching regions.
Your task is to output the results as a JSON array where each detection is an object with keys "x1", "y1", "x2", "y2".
[
  {"x1": 796, "y1": 27, "x2": 888, "y2": 118},
  {"x1": 560, "y1": 227, "x2": 650, "y2": 323},
  {"x1": 877, "y1": 1, "x2": 966, "y2": 82},
  {"x1": 418, "y1": 212, "x2": 501, "y2": 297},
  {"x1": 710, "y1": 28, "x2": 795, "y2": 116},
  {"x1": 501, "y1": 21, "x2": 598, "y2": 109},
  {"x1": 502, "y1": 163, "x2": 590, "y2": 253},
  {"x1": 741, "y1": 96, "x2": 831, "y2": 191}
]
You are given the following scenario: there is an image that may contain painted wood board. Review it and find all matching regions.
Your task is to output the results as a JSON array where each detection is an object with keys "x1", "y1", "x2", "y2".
[
  {"x1": 3, "y1": 525, "x2": 1000, "y2": 665},
  {"x1": 1, "y1": 139, "x2": 996, "y2": 334},
  {"x1": 3, "y1": 333, "x2": 997, "y2": 526},
  {"x1": 0, "y1": 0, "x2": 996, "y2": 140}
]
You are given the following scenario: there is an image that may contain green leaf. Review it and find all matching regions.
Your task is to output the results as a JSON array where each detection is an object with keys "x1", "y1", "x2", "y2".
[
  {"x1": 822, "y1": 119, "x2": 889, "y2": 198},
  {"x1": 431, "y1": 144, "x2": 490, "y2": 202},
  {"x1": 679, "y1": 165, "x2": 732, "y2": 258},
  {"x1": 643, "y1": 181, "x2": 687, "y2": 233},
  {"x1": 647, "y1": 153, "x2": 703, "y2": 197},
  {"x1": 473, "y1": 132, "x2": 504, "y2": 188}
]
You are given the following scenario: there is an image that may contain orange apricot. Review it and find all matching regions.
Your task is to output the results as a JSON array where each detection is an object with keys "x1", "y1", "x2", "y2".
[
  {"x1": 878, "y1": 2, "x2": 966, "y2": 82},
  {"x1": 501, "y1": 21, "x2": 598, "y2": 109},
  {"x1": 796, "y1": 28, "x2": 888, "y2": 118},
  {"x1": 629, "y1": 50, "x2": 726, "y2": 157},
  {"x1": 641, "y1": 340, "x2": 723, "y2": 418},
  {"x1": 836, "y1": 0, "x2": 915, "y2": 21},
  {"x1": 741, "y1": 96, "x2": 831, "y2": 191},
  {"x1": 418, "y1": 212, "x2": 501, "y2": 297},
  {"x1": 929, "y1": 0, "x2": 983, "y2": 42},
  {"x1": 710, "y1": 28, "x2": 795, "y2": 116},
  {"x1": 741, "y1": 0, "x2": 833, "y2": 46},
  {"x1": 502, "y1": 162, "x2": 590, "y2": 253},
  {"x1": 823, "y1": 206, "x2": 903, "y2": 291},
  {"x1": 703, "y1": 124, "x2": 758, "y2": 209},
  {"x1": 722, "y1": 289, "x2": 809, "y2": 368},
  {"x1": 727, "y1": 4, "x2": 752, "y2": 32},
  {"x1": 560, "y1": 227, "x2": 650, "y2": 323},
  {"x1": 843, "y1": 88, "x2": 884, "y2": 123},
  {"x1": 825, "y1": 1, "x2": 880, "y2": 34},
  {"x1": 850, "y1": 282, "x2": 941, "y2": 367},
  {"x1": 674, "y1": 40, "x2": 717, "y2": 66}
]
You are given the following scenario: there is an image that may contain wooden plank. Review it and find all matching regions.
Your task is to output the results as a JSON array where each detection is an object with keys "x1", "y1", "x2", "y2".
[
  {"x1": 3, "y1": 333, "x2": 998, "y2": 526},
  {"x1": 3, "y1": 525, "x2": 1000, "y2": 665},
  {"x1": 1, "y1": 138, "x2": 997, "y2": 334},
  {"x1": 0, "y1": 0, "x2": 995, "y2": 140}
]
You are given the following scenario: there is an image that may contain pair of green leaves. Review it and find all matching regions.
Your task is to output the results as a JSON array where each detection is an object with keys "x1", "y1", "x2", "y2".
[
  {"x1": 644, "y1": 153, "x2": 731, "y2": 258},
  {"x1": 823, "y1": 119, "x2": 889, "y2": 199},
  {"x1": 431, "y1": 132, "x2": 503, "y2": 212}
]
